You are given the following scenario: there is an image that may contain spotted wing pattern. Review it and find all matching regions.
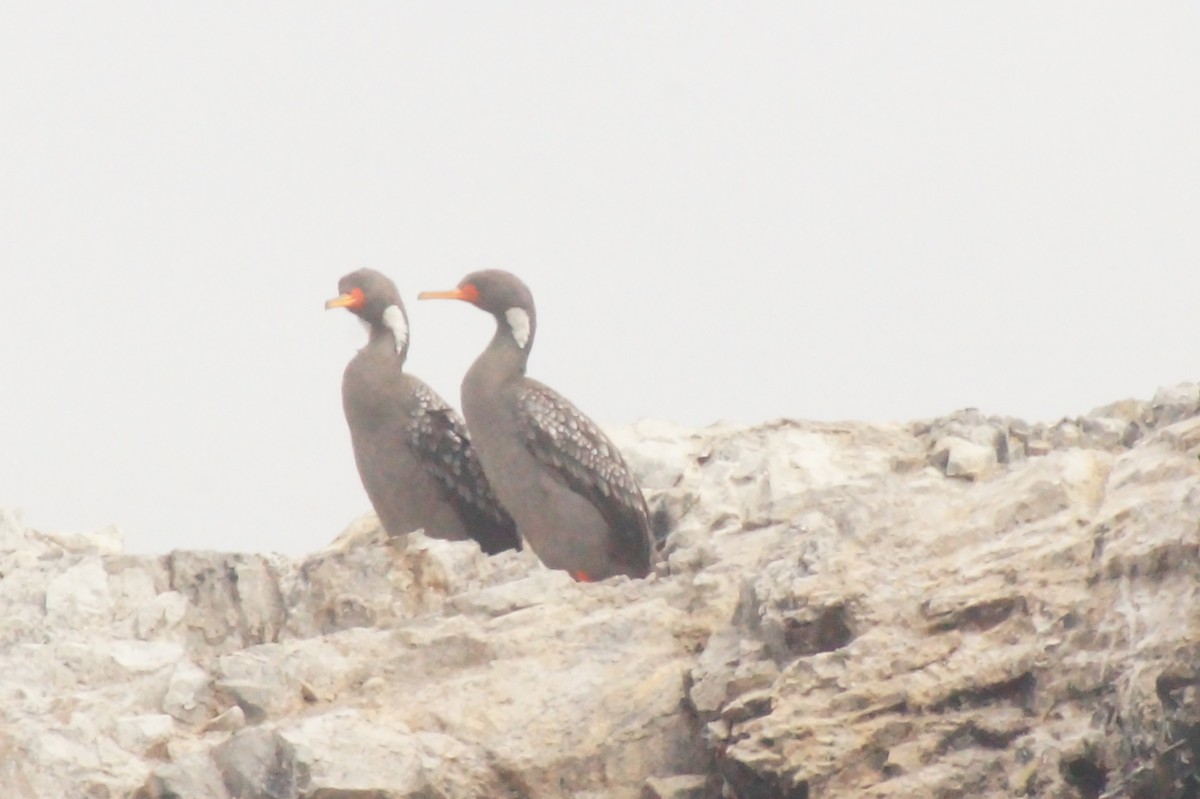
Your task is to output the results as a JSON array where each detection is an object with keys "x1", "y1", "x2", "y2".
[
  {"x1": 516, "y1": 380, "x2": 652, "y2": 575},
  {"x1": 406, "y1": 381, "x2": 521, "y2": 554}
]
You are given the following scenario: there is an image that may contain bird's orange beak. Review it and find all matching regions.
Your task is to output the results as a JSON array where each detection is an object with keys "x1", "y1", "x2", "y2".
[
  {"x1": 325, "y1": 288, "x2": 365, "y2": 310},
  {"x1": 418, "y1": 284, "x2": 480, "y2": 304}
]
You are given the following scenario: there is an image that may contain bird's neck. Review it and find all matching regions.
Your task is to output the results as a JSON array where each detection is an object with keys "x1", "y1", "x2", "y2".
[
  {"x1": 466, "y1": 325, "x2": 527, "y2": 393},
  {"x1": 490, "y1": 324, "x2": 530, "y2": 374},
  {"x1": 365, "y1": 325, "x2": 407, "y2": 365}
]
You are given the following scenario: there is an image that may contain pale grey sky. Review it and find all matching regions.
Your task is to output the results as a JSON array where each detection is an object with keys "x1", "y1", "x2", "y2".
[{"x1": 1, "y1": 4, "x2": 1197, "y2": 553}]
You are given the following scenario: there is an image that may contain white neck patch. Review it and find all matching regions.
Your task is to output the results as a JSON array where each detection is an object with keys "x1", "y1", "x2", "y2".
[
  {"x1": 382, "y1": 304, "x2": 408, "y2": 354},
  {"x1": 505, "y1": 307, "x2": 531, "y2": 349}
]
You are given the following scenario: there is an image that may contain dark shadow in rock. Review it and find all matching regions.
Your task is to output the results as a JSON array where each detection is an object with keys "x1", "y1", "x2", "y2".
[
  {"x1": 932, "y1": 671, "x2": 1036, "y2": 713},
  {"x1": 1062, "y1": 756, "x2": 1106, "y2": 799},
  {"x1": 718, "y1": 756, "x2": 808, "y2": 799},
  {"x1": 782, "y1": 604, "x2": 854, "y2": 657}
]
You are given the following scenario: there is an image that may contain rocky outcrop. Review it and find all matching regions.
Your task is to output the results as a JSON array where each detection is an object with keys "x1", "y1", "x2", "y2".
[{"x1": 3, "y1": 385, "x2": 1200, "y2": 798}]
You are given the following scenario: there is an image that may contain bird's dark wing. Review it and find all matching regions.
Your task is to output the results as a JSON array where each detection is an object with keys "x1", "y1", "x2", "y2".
[
  {"x1": 406, "y1": 381, "x2": 521, "y2": 554},
  {"x1": 516, "y1": 380, "x2": 652, "y2": 575}
]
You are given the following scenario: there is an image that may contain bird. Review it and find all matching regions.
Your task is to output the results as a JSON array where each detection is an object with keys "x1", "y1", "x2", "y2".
[
  {"x1": 418, "y1": 269, "x2": 653, "y2": 581},
  {"x1": 325, "y1": 268, "x2": 520, "y2": 555}
]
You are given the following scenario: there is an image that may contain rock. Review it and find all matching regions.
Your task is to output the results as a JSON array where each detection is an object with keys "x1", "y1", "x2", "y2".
[
  {"x1": 1150, "y1": 382, "x2": 1200, "y2": 426},
  {"x1": 167, "y1": 551, "x2": 286, "y2": 653},
  {"x1": 135, "y1": 752, "x2": 231, "y2": 799},
  {"x1": 283, "y1": 709, "x2": 492, "y2": 797},
  {"x1": 111, "y1": 640, "x2": 185, "y2": 674},
  {"x1": 281, "y1": 520, "x2": 532, "y2": 637},
  {"x1": 202, "y1": 704, "x2": 246, "y2": 733},
  {"x1": 448, "y1": 569, "x2": 574, "y2": 617},
  {"x1": 212, "y1": 727, "x2": 300, "y2": 799},
  {"x1": 0, "y1": 507, "x2": 33, "y2": 552},
  {"x1": 162, "y1": 660, "x2": 214, "y2": 724},
  {"x1": 215, "y1": 645, "x2": 299, "y2": 722},
  {"x1": 134, "y1": 590, "x2": 190, "y2": 639},
  {"x1": 932, "y1": 434, "x2": 999, "y2": 479},
  {"x1": 642, "y1": 774, "x2": 716, "y2": 799},
  {"x1": 114, "y1": 714, "x2": 176, "y2": 754},
  {"x1": 8, "y1": 383, "x2": 1200, "y2": 798},
  {"x1": 45, "y1": 523, "x2": 125, "y2": 556},
  {"x1": 45, "y1": 558, "x2": 112, "y2": 624}
]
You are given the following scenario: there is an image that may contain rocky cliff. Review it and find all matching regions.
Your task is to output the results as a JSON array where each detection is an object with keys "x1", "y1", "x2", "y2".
[{"x1": 4, "y1": 385, "x2": 1200, "y2": 798}]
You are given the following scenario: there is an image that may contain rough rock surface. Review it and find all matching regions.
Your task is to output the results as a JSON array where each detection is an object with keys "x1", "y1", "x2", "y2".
[{"x1": 4, "y1": 384, "x2": 1200, "y2": 798}]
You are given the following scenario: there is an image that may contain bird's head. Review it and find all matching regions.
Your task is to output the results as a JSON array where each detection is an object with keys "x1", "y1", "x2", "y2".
[
  {"x1": 419, "y1": 269, "x2": 537, "y2": 351},
  {"x1": 326, "y1": 268, "x2": 410, "y2": 356}
]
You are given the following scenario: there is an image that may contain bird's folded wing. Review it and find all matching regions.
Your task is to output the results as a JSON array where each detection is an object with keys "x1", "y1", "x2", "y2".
[
  {"x1": 406, "y1": 381, "x2": 520, "y2": 550},
  {"x1": 516, "y1": 381, "x2": 651, "y2": 565}
]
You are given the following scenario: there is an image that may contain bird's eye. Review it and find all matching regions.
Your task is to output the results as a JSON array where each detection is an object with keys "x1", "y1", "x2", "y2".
[{"x1": 459, "y1": 283, "x2": 481, "y2": 304}]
